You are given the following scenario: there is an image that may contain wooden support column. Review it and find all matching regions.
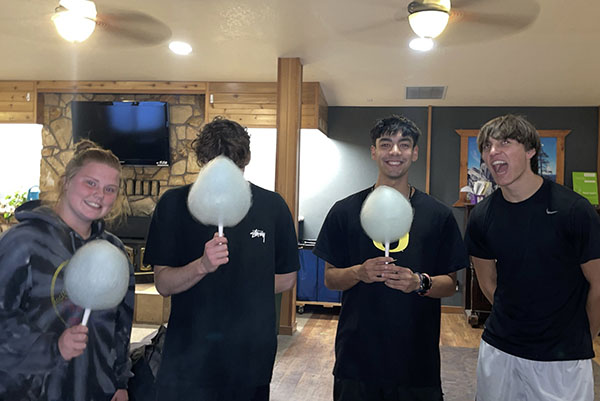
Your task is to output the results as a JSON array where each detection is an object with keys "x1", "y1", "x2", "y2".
[{"x1": 275, "y1": 57, "x2": 302, "y2": 335}]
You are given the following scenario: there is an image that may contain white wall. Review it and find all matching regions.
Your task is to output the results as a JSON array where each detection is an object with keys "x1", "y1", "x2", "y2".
[
  {"x1": 244, "y1": 128, "x2": 277, "y2": 191},
  {"x1": 244, "y1": 128, "x2": 344, "y2": 240},
  {"x1": 0, "y1": 124, "x2": 43, "y2": 199}
]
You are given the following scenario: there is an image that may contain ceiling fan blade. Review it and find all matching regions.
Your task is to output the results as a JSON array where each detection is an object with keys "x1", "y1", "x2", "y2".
[
  {"x1": 450, "y1": 0, "x2": 483, "y2": 9},
  {"x1": 94, "y1": 11, "x2": 171, "y2": 47},
  {"x1": 438, "y1": 0, "x2": 540, "y2": 46},
  {"x1": 457, "y1": 10, "x2": 537, "y2": 28}
]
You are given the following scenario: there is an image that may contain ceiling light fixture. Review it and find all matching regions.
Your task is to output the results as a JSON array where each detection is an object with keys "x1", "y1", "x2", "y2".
[
  {"x1": 407, "y1": 0, "x2": 451, "y2": 40},
  {"x1": 169, "y1": 41, "x2": 193, "y2": 55},
  {"x1": 52, "y1": 0, "x2": 97, "y2": 43}
]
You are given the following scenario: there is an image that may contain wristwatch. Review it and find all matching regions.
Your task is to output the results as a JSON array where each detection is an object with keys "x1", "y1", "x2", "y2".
[{"x1": 416, "y1": 272, "x2": 432, "y2": 296}]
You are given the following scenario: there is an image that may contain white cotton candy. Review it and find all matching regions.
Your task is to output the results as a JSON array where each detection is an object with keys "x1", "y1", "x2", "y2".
[
  {"x1": 187, "y1": 155, "x2": 252, "y2": 228},
  {"x1": 64, "y1": 240, "x2": 130, "y2": 310},
  {"x1": 360, "y1": 185, "x2": 413, "y2": 244}
]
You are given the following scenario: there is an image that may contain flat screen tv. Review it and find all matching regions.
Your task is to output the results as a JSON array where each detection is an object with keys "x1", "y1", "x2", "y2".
[{"x1": 71, "y1": 101, "x2": 170, "y2": 166}]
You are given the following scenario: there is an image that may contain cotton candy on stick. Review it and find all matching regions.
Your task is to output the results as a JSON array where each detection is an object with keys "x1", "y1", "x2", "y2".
[
  {"x1": 360, "y1": 186, "x2": 413, "y2": 257},
  {"x1": 187, "y1": 155, "x2": 252, "y2": 236},
  {"x1": 64, "y1": 240, "x2": 130, "y2": 326}
]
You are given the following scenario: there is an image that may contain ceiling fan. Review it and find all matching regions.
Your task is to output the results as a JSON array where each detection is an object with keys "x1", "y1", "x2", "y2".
[
  {"x1": 405, "y1": 0, "x2": 541, "y2": 49},
  {"x1": 309, "y1": 0, "x2": 540, "y2": 49},
  {"x1": 51, "y1": 0, "x2": 171, "y2": 46}
]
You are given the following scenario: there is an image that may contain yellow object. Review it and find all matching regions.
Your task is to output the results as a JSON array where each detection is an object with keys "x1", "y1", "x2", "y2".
[{"x1": 373, "y1": 232, "x2": 410, "y2": 253}]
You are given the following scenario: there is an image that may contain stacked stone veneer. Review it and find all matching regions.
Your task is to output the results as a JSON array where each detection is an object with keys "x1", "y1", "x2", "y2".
[{"x1": 40, "y1": 93, "x2": 205, "y2": 216}]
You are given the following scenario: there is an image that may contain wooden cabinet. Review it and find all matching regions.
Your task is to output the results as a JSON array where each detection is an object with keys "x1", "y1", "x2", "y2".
[
  {"x1": 134, "y1": 283, "x2": 170, "y2": 324},
  {"x1": 0, "y1": 81, "x2": 38, "y2": 123}
]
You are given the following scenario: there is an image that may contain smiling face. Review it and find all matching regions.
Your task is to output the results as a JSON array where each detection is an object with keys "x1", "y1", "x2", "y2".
[
  {"x1": 481, "y1": 137, "x2": 536, "y2": 189},
  {"x1": 58, "y1": 161, "x2": 120, "y2": 236},
  {"x1": 371, "y1": 132, "x2": 419, "y2": 183}
]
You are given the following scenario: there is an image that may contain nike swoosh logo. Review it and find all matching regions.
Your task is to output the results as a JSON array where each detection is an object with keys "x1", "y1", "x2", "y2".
[{"x1": 546, "y1": 208, "x2": 558, "y2": 215}]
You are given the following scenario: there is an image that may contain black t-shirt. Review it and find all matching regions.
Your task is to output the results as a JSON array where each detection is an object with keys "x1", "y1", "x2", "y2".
[
  {"x1": 313, "y1": 187, "x2": 468, "y2": 386},
  {"x1": 465, "y1": 179, "x2": 600, "y2": 361},
  {"x1": 143, "y1": 183, "x2": 300, "y2": 391}
]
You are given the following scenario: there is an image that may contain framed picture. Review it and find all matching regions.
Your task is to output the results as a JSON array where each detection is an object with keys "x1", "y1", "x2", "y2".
[{"x1": 454, "y1": 129, "x2": 571, "y2": 205}]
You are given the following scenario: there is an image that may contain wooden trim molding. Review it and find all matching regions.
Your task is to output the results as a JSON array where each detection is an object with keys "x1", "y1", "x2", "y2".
[{"x1": 36, "y1": 80, "x2": 207, "y2": 94}]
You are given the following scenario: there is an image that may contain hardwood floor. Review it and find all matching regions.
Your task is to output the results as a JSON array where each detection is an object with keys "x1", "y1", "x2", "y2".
[
  {"x1": 270, "y1": 309, "x2": 485, "y2": 401},
  {"x1": 270, "y1": 308, "x2": 600, "y2": 400},
  {"x1": 271, "y1": 311, "x2": 338, "y2": 401},
  {"x1": 131, "y1": 307, "x2": 600, "y2": 399},
  {"x1": 440, "y1": 312, "x2": 482, "y2": 348}
]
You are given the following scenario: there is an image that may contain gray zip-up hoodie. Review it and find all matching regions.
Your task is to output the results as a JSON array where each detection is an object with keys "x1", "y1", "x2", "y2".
[{"x1": 0, "y1": 206, "x2": 134, "y2": 401}]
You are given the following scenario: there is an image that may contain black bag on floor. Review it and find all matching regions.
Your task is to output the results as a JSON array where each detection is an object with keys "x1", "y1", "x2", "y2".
[{"x1": 128, "y1": 325, "x2": 167, "y2": 401}]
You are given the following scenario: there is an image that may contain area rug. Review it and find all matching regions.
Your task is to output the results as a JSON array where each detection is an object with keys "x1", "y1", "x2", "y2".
[{"x1": 440, "y1": 346, "x2": 600, "y2": 401}]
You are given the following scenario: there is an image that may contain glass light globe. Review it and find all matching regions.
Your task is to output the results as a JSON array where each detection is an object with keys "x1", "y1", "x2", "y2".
[
  {"x1": 52, "y1": 0, "x2": 97, "y2": 43},
  {"x1": 408, "y1": 9, "x2": 449, "y2": 39}
]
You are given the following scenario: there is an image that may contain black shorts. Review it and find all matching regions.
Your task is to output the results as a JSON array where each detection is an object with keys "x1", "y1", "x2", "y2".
[{"x1": 333, "y1": 377, "x2": 443, "y2": 401}]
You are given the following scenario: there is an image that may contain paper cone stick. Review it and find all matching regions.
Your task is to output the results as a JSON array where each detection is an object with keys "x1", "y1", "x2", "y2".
[{"x1": 81, "y1": 308, "x2": 91, "y2": 326}]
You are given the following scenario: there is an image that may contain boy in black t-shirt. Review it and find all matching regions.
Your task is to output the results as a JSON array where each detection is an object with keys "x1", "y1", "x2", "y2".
[
  {"x1": 143, "y1": 117, "x2": 300, "y2": 401},
  {"x1": 465, "y1": 114, "x2": 600, "y2": 401},
  {"x1": 314, "y1": 115, "x2": 468, "y2": 401}
]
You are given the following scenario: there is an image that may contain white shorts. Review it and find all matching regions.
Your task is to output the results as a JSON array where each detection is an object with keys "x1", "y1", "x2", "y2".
[{"x1": 476, "y1": 340, "x2": 594, "y2": 401}]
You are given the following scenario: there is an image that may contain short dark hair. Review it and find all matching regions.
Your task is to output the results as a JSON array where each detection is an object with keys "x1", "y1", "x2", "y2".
[
  {"x1": 370, "y1": 115, "x2": 420, "y2": 147},
  {"x1": 192, "y1": 117, "x2": 251, "y2": 169},
  {"x1": 478, "y1": 114, "x2": 541, "y2": 173}
]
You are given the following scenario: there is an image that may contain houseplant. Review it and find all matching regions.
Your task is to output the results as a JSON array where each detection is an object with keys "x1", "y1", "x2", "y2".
[{"x1": 0, "y1": 191, "x2": 27, "y2": 222}]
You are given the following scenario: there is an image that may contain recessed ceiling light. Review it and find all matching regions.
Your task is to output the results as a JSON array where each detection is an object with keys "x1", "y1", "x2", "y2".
[
  {"x1": 409, "y1": 37, "x2": 434, "y2": 52},
  {"x1": 169, "y1": 41, "x2": 192, "y2": 55}
]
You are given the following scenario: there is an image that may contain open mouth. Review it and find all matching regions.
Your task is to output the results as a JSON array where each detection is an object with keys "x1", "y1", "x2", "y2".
[{"x1": 491, "y1": 160, "x2": 508, "y2": 174}]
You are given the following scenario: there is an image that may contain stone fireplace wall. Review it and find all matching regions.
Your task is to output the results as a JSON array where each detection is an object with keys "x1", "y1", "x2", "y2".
[{"x1": 40, "y1": 93, "x2": 205, "y2": 216}]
